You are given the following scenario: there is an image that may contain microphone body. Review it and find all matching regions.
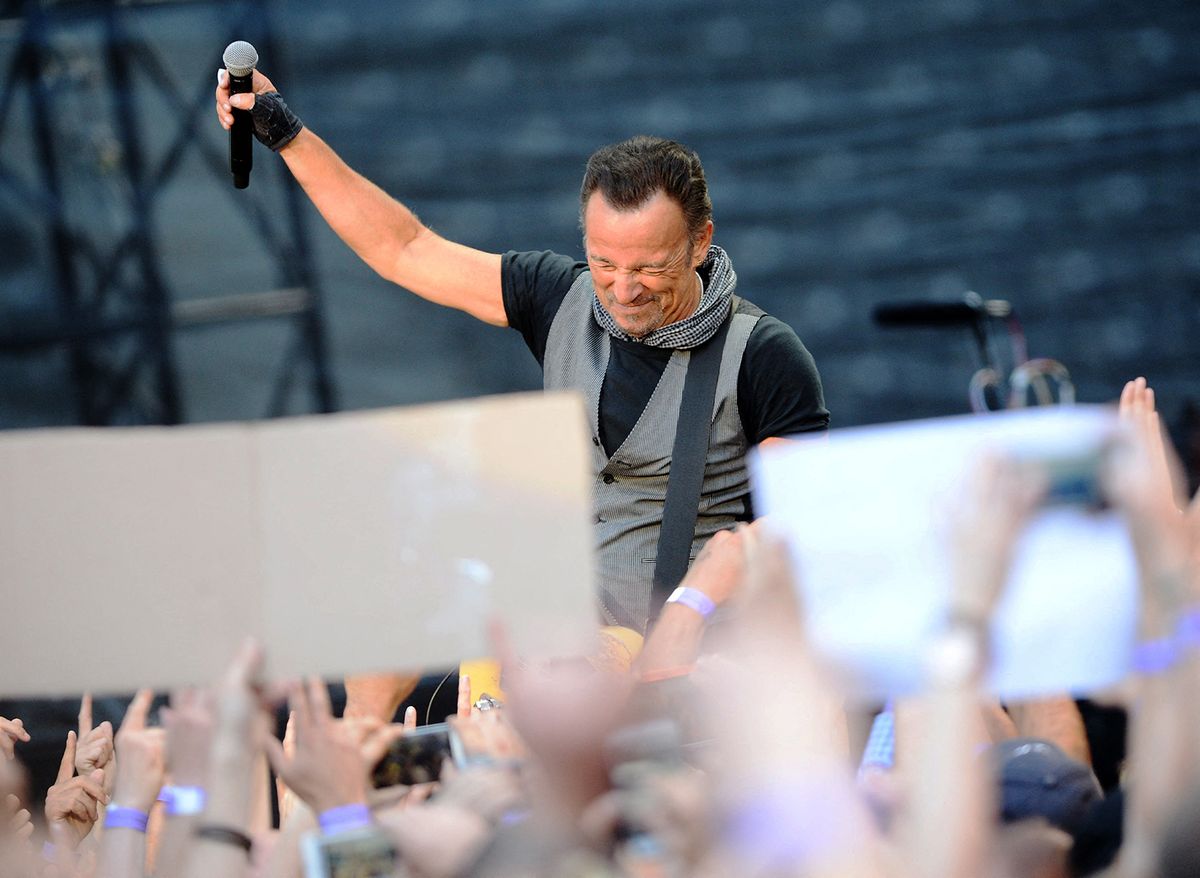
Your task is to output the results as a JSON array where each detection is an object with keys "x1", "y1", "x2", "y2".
[
  {"x1": 223, "y1": 41, "x2": 259, "y2": 189},
  {"x1": 872, "y1": 294, "x2": 1011, "y2": 328}
]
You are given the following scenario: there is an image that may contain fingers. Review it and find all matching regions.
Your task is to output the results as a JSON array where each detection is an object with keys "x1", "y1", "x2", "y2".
[
  {"x1": 402, "y1": 706, "x2": 417, "y2": 732},
  {"x1": 306, "y1": 677, "x2": 333, "y2": 724},
  {"x1": 8, "y1": 795, "x2": 33, "y2": 839},
  {"x1": 57, "y1": 731, "x2": 77, "y2": 784},
  {"x1": 260, "y1": 728, "x2": 287, "y2": 778},
  {"x1": 68, "y1": 789, "x2": 98, "y2": 824},
  {"x1": 77, "y1": 771, "x2": 107, "y2": 807},
  {"x1": 457, "y1": 675, "x2": 472, "y2": 720},
  {"x1": 287, "y1": 681, "x2": 311, "y2": 737},
  {"x1": 282, "y1": 711, "x2": 297, "y2": 757},
  {"x1": 121, "y1": 689, "x2": 154, "y2": 735},
  {"x1": 229, "y1": 92, "x2": 257, "y2": 111},
  {"x1": 0, "y1": 719, "x2": 25, "y2": 759},
  {"x1": 0, "y1": 717, "x2": 30, "y2": 743},
  {"x1": 251, "y1": 69, "x2": 276, "y2": 94},
  {"x1": 169, "y1": 687, "x2": 194, "y2": 711},
  {"x1": 78, "y1": 694, "x2": 92, "y2": 738},
  {"x1": 488, "y1": 619, "x2": 519, "y2": 688},
  {"x1": 223, "y1": 637, "x2": 265, "y2": 694},
  {"x1": 405, "y1": 782, "x2": 435, "y2": 807},
  {"x1": 1119, "y1": 378, "x2": 1137, "y2": 415},
  {"x1": 215, "y1": 69, "x2": 233, "y2": 130},
  {"x1": 361, "y1": 724, "x2": 406, "y2": 768}
]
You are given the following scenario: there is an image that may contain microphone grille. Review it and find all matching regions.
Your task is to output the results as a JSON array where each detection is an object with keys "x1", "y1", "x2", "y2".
[{"x1": 223, "y1": 41, "x2": 259, "y2": 77}]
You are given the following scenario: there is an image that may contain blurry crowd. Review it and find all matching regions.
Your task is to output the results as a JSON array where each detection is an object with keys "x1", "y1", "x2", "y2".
[{"x1": 2, "y1": 376, "x2": 1199, "y2": 878}]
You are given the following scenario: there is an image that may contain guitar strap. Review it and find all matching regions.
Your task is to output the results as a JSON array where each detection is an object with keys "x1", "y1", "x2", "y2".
[{"x1": 649, "y1": 309, "x2": 733, "y2": 621}]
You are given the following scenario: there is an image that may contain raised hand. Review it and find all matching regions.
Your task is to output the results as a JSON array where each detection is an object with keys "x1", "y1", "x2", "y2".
[
  {"x1": 161, "y1": 688, "x2": 214, "y2": 789},
  {"x1": 74, "y1": 695, "x2": 115, "y2": 796},
  {"x1": 1104, "y1": 416, "x2": 1197, "y2": 635},
  {"x1": 1119, "y1": 376, "x2": 1181, "y2": 511},
  {"x1": 214, "y1": 67, "x2": 278, "y2": 131},
  {"x1": 44, "y1": 731, "x2": 107, "y2": 849},
  {"x1": 112, "y1": 690, "x2": 166, "y2": 813},
  {"x1": 0, "y1": 717, "x2": 29, "y2": 761},
  {"x1": 263, "y1": 678, "x2": 393, "y2": 815},
  {"x1": 3, "y1": 792, "x2": 32, "y2": 842},
  {"x1": 946, "y1": 454, "x2": 1046, "y2": 626}
]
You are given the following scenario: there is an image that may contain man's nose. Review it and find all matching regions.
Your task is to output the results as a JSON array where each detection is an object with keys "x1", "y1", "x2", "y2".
[{"x1": 611, "y1": 271, "x2": 642, "y2": 304}]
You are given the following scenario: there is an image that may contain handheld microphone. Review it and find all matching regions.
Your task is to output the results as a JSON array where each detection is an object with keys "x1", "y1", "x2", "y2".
[
  {"x1": 872, "y1": 292, "x2": 1011, "y2": 328},
  {"x1": 223, "y1": 40, "x2": 259, "y2": 189}
]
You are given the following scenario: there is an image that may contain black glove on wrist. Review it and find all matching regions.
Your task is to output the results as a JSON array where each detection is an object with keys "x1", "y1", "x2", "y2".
[{"x1": 249, "y1": 91, "x2": 303, "y2": 152}]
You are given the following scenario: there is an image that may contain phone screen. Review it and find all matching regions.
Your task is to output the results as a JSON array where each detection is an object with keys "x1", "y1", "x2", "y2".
[
  {"x1": 302, "y1": 828, "x2": 398, "y2": 878},
  {"x1": 371, "y1": 722, "x2": 451, "y2": 788}
]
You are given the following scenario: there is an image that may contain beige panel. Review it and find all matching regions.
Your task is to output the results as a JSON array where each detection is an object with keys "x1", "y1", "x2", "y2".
[
  {"x1": 0, "y1": 426, "x2": 260, "y2": 697},
  {"x1": 256, "y1": 392, "x2": 597, "y2": 678},
  {"x1": 0, "y1": 392, "x2": 595, "y2": 696}
]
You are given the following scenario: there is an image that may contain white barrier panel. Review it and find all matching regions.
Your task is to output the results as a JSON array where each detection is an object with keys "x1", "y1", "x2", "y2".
[
  {"x1": 751, "y1": 406, "x2": 1138, "y2": 700},
  {"x1": 0, "y1": 392, "x2": 596, "y2": 696}
]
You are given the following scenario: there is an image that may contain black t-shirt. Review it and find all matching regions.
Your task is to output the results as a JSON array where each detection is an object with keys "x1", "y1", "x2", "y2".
[{"x1": 501, "y1": 250, "x2": 829, "y2": 456}]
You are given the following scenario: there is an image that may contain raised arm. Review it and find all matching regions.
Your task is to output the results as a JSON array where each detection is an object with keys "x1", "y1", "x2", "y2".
[{"x1": 215, "y1": 69, "x2": 506, "y2": 326}]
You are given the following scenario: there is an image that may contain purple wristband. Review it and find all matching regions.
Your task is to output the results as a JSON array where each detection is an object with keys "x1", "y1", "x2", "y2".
[
  {"x1": 318, "y1": 803, "x2": 372, "y2": 836},
  {"x1": 105, "y1": 806, "x2": 150, "y2": 832},
  {"x1": 1176, "y1": 607, "x2": 1200, "y2": 647},
  {"x1": 42, "y1": 842, "x2": 55, "y2": 862},
  {"x1": 666, "y1": 586, "x2": 716, "y2": 619},
  {"x1": 726, "y1": 780, "x2": 861, "y2": 869},
  {"x1": 1132, "y1": 637, "x2": 1179, "y2": 675}
]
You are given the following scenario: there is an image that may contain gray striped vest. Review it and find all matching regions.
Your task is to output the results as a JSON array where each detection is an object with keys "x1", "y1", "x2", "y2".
[{"x1": 543, "y1": 269, "x2": 762, "y2": 631}]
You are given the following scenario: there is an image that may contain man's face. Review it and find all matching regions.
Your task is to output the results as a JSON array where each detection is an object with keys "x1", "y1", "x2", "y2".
[{"x1": 583, "y1": 190, "x2": 713, "y2": 339}]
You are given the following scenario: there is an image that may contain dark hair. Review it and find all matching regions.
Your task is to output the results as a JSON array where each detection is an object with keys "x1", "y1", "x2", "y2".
[{"x1": 580, "y1": 135, "x2": 713, "y2": 241}]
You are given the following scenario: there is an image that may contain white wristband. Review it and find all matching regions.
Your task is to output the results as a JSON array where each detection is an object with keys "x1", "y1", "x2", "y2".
[
  {"x1": 159, "y1": 785, "x2": 206, "y2": 816},
  {"x1": 666, "y1": 586, "x2": 716, "y2": 619}
]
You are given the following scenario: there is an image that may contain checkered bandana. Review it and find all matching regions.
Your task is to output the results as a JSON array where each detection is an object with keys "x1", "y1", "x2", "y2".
[{"x1": 591, "y1": 245, "x2": 737, "y2": 350}]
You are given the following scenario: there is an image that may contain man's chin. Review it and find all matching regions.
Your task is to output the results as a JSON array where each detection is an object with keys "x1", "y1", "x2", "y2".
[{"x1": 612, "y1": 315, "x2": 660, "y2": 339}]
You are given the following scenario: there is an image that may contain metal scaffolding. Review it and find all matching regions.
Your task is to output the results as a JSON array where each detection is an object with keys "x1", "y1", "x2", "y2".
[{"x1": 0, "y1": 0, "x2": 335, "y2": 425}]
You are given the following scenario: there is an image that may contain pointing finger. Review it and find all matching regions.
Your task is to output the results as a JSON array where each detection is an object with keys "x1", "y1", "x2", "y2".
[
  {"x1": 306, "y1": 677, "x2": 333, "y2": 724},
  {"x1": 457, "y1": 674, "x2": 472, "y2": 719},
  {"x1": 56, "y1": 731, "x2": 77, "y2": 784},
  {"x1": 78, "y1": 694, "x2": 93, "y2": 738},
  {"x1": 78, "y1": 772, "x2": 108, "y2": 804},
  {"x1": 121, "y1": 689, "x2": 154, "y2": 734}
]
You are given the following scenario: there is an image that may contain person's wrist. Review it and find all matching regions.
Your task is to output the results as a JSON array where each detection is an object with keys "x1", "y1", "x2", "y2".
[
  {"x1": 666, "y1": 586, "x2": 716, "y2": 620},
  {"x1": 318, "y1": 802, "x2": 372, "y2": 836},
  {"x1": 113, "y1": 780, "x2": 161, "y2": 814},
  {"x1": 311, "y1": 789, "x2": 368, "y2": 819},
  {"x1": 925, "y1": 622, "x2": 988, "y2": 688},
  {"x1": 104, "y1": 804, "x2": 150, "y2": 833},
  {"x1": 249, "y1": 91, "x2": 304, "y2": 152},
  {"x1": 170, "y1": 767, "x2": 208, "y2": 788},
  {"x1": 210, "y1": 738, "x2": 256, "y2": 773}
]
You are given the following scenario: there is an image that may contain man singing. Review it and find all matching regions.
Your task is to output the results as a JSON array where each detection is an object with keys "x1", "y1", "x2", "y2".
[{"x1": 215, "y1": 68, "x2": 827, "y2": 633}]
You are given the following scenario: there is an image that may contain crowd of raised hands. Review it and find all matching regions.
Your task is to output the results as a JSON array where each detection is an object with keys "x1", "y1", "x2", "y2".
[{"x1": 1, "y1": 376, "x2": 1198, "y2": 878}]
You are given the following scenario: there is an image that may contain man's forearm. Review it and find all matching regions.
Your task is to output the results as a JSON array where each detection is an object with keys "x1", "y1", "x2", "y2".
[
  {"x1": 280, "y1": 129, "x2": 425, "y2": 283},
  {"x1": 277, "y1": 128, "x2": 506, "y2": 324},
  {"x1": 635, "y1": 603, "x2": 706, "y2": 678}
]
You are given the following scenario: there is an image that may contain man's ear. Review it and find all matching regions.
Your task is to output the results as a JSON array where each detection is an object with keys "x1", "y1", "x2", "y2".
[{"x1": 692, "y1": 220, "x2": 714, "y2": 266}]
